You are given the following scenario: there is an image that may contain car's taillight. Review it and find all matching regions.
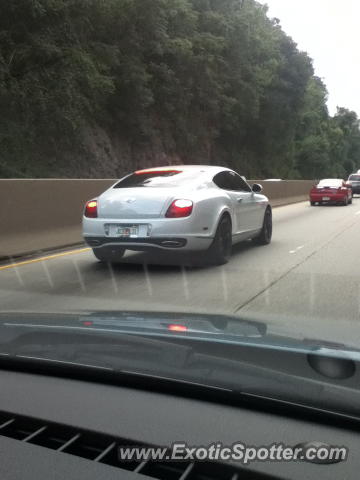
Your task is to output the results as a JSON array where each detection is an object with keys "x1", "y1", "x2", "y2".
[
  {"x1": 85, "y1": 200, "x2": 98, "y2": 218},
  {"x1": 165, "y1": 199, "x2": 193, "y2": 218}
]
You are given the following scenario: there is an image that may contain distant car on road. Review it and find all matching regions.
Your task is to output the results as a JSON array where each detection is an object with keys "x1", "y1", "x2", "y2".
[
  {"x1": 83, "y1": 165, "x2": 272, "y2": 265},
  {"x1": 347, "y1": 173, "x2": 360, "y2": 195},
  {"x1": 309, "y1": 178, "x2": 352, "y2": 206}
]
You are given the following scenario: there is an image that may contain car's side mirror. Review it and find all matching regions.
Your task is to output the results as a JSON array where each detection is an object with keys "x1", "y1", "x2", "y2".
[{"x1": 252, "y1": 183, "x2": 263, "y2": 193}]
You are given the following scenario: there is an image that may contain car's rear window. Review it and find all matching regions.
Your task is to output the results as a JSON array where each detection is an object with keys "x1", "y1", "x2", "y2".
[
  {"x1": 114, "y1": 170, "x2": 203, "y2": 188},
  {"x1": 349, "y1": 175, "x2": 360, "y2": 181},
  {"x1": 317, "y1": 179, "x2": 342, "y2": 187}
]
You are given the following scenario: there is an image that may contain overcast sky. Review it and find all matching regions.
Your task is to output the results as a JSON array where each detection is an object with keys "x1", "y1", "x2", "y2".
[{"x1": 261, "y1": 0, "x2": 360, "y2": 116}]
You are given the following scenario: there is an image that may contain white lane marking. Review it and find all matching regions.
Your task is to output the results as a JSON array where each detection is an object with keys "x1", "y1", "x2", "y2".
[
  {"x1": 264, "y1": 270, "x2": 270, "y2": 306},
  {"x1": 107, "y1": 262, "x2": 118, "y2": 294},
  {"x1": 41, "y1": 259, "x2": 54, "y2": 288},
  {"x1": 143, "y1": 264, "x2": 153, "y2": 297},
  {"x1": 310, "y1": 271, "x2": 315, "y2": 313},
  {"x1": 8, "y1": 256, "x2": 24, "y2": 286},
  {"x1": 72, "y1": 258, "x2": 86, "y2": 292},
  {"x1": 221, "y1": 266, "x2": 228, "y2": 302},
  {"x1": 289, "y1": 245, "x2": 305, "y2": 254},
  {"x1": 181, "y1": 266, "x2": 190, "y2": 300}
]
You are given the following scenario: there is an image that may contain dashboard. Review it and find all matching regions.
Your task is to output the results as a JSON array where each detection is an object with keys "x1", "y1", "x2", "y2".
[{"x1": 0, "y1": 369, "x2": 358, "y2": 480}]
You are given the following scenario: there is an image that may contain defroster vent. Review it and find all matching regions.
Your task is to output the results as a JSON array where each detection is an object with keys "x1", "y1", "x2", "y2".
[{"x1": 0, "y1": 411, "x2": 270, "y2": 480}]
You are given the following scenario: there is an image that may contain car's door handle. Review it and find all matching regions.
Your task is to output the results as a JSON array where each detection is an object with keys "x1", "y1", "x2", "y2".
[{"x1": 237, "y1": 198, "x2": 243, "y2": 203}]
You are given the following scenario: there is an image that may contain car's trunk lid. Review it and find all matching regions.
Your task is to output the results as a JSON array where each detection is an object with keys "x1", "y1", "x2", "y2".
[
  {"x1": 316, "y1": 186, "x2": 340, "y2": 194},
  {"x1": 98, "y1": 188, "x2": 174, "y2": 219}
]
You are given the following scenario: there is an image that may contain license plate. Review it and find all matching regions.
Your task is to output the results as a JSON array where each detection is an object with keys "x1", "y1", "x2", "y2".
[
  {"x1": 118, "y1": 226, "x2": 137, "y2": 237},
  {"x1": 110, "y1": 225, "x2": 139, "y2": 237},
  {"x1": 322, "y1": 197, "x2": 330, "y2": 201},
  {"x1": 106, "y1": 224, "x2": 150, "y2": 238}
]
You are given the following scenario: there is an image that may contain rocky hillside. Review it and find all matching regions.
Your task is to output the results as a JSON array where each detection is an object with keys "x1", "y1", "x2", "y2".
[{"x1": 1, "y1": 0, "x2": 360, "y2": 179}]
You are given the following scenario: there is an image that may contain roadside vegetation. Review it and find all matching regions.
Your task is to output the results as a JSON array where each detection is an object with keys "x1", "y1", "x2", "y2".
[{"x1": 1, "y1": 0, "x2": 360, "y2": 178}]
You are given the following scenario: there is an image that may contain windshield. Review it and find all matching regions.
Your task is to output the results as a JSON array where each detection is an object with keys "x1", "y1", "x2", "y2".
[
  {"x1": 317, "y1": 179, "x2": 342, "y2": 187},
  {"x1": 2, "y1": 0, "x2": 360, "y2": 418}
]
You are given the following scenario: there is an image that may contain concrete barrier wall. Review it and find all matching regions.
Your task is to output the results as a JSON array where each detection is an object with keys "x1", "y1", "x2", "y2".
[
  {"x1": 254, "y1": 180, "x2": 315, "y2": 207},
  {"x1": 1, "y1": 179, "x2": 114, "y2": 259},
  {"x1": 0, "y1": 179, "x2": 314, "y2": 259}
]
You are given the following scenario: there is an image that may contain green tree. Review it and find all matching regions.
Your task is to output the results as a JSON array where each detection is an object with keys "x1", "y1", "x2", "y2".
[
  {"x1": 295, "y1": 77, "x2": 331, "y2": 178},
  {"x1": 329, "y1": 108, "x2": 360, "y2": 177},
  {"x1": 1, "y1": 0, "x2": 359, "y2": 179}
]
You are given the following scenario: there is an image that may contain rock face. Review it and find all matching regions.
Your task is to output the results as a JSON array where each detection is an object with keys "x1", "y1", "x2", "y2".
[{"x1": 50, "y1": 124, "x2": 211, "y2": 179}]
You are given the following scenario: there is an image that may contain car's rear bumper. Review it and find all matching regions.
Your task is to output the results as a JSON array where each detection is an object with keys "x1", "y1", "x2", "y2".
[
  {"x1": 83, "y1": 216, "x2": 214, "y2": 251},
  {"x1": 310, "y1": 193, "x2": 347, "y2": 203},
  {"x1": 85, "y1": 236, "x2": 189, "y2": 249},
  {"x1": 84, "y1": 236, "x2": 213, "y2": 252}
]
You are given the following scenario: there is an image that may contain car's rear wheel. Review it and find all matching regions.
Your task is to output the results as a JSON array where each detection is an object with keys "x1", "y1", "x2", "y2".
[
  {"x1": 349, "y1": 196, "x2": 353, "y2": 204},
  {"x1": 92, "y1": 246, "x2": 126, "y2": 263},
  {"x1": 208, "y1": 215, "x2": 232, "y2": 265},
  {"x1": 342, "y1": 196, "x2": 348, "y2": 206},
  {"x1": 253, "y1": 208, "x2": 272, "y2": 245}
]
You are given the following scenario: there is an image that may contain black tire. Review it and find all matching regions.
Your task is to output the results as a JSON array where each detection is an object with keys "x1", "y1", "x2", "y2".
[
  {"x1": 342, "y1": 197, "x2": 348, "y2": 206},
  {"x1": 349, "y1": 196, "x2": 353, "y2": 205},
  {"x1": 253, "y1": 208, "x2": 272, "y2": 245},
  {"x1": 92, "y1": 246, "x2": 126, "y2": 263},
  {"x1": 310, "y1": 201, "x2": 316, "y2": 206},
  {"x1": 208, "y1": 215, "x2": 232, "y2": 265}
]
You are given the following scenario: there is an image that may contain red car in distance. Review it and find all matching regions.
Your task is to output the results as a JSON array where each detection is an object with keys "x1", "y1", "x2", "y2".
[{"x1": 310, "y1": 178, "x2": 353, "y2": 206}]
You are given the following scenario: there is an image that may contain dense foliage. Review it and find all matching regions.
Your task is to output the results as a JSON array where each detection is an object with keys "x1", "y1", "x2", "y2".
[{"x1": 1, "y1": 0, "x2": 359, "y2": 178}]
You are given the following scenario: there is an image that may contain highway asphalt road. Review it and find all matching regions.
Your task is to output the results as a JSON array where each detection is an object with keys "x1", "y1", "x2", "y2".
[{"x1": 1, "y1": 200, "x2": 360, "y2": 347}]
